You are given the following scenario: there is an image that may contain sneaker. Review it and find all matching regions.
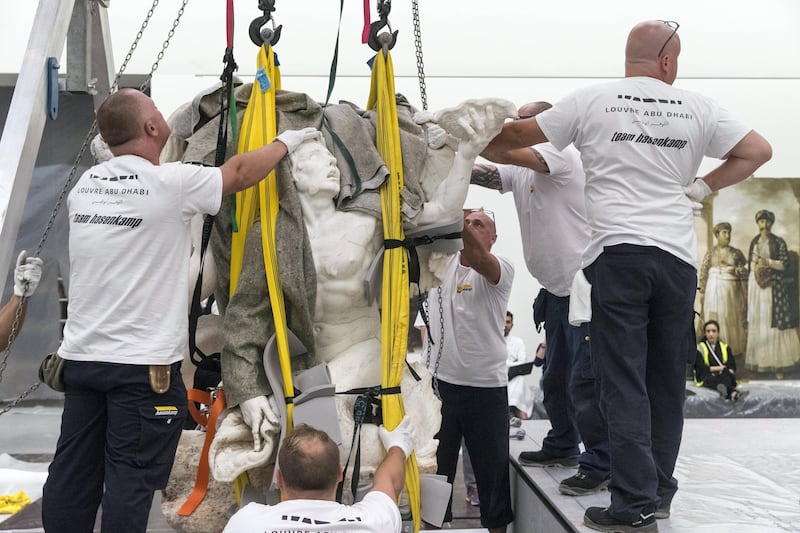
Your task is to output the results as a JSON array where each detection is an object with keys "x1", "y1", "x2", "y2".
[
  {"x1": 732, "y1": 389, "x2": 749, "y2": 402},
  {"x1": 654, "y1": 507, "x2": 670, "y2": 519},
  {"x1": 465, "y1": 486, "x2": 480, "y2": 506},
  {"x1": 584, "y1": 506, "x2": 658, "y2": 532},
  {"x1": 509, "y1": 416, "x2": 522, "y2": 428},
  {"x1": 559, "y1": 471, "x2": 611, "y2": 496},
  {"x1": 518, "y1": 449, "x2": 579, "y2": 467}
]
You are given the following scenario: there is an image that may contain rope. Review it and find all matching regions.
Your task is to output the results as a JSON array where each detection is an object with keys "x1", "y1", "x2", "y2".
[{"x1": 366, "y1": 46, "x2": 421, "y2": 532}]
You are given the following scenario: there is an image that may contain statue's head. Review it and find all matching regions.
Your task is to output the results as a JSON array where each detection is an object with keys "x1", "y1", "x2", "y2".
[{"x1": 289, "y1": 132, "x2": 340, "y2": 198}]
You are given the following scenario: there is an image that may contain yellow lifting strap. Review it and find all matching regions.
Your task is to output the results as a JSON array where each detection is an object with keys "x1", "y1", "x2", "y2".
[
  {"x1": 229, "y1": 43, "x2": 295, "y2": 500},
  {"x1": 366, "y1": 49, "x2": 421, "y2": 533}
]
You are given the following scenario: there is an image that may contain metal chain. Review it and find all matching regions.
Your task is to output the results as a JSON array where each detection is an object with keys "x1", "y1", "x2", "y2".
[
  {"x1": 113, "y1": 0, "x2": 160, "y2": 92},
  {"x1": 30, "y1": 0, "x2": 189, "y2": 262},
  {"x1": 1, "y1": 0, "x2": 190, "y2": 415},
  {"x1": 423, "y1": 287, "x2": 444, "y2": 398},
  {"x1": 0, "y1": 382, "x2": 41, "y2": 416},
  {"x1": 411, "y1": 0, "x2": 428, "y2": 111},
  {"x1": 30, "y1": 0, "x2": 175, "y2": 260},
  {"x1": 140, "y1": 0, "x2": 190, "y2": 92}
]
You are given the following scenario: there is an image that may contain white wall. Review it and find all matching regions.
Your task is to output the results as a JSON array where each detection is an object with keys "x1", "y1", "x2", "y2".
[{"x1": 4, "y1": 0, "x2": 800, "y2": 349}]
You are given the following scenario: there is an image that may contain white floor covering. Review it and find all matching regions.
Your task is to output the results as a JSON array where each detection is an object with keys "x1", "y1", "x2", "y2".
[
  {"x1": 2, "y1": 404, "x2": 799, "y2": 531},
  {"x1": 511, "y1": 418, "x2": 800, "y2": 532}
]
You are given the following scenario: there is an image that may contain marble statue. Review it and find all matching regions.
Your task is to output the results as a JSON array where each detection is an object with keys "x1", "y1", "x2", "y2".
[{"x1": 159, "y1": 87, "x2": 515, "y2": 530}]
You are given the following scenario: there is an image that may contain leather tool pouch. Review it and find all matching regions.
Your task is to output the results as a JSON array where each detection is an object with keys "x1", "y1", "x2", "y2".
[{"x1": 149, "y1": 364, "x2": 171, "y2": 394}]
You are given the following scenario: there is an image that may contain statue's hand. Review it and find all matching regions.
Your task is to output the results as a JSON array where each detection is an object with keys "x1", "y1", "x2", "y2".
[
  {"x1": 239, "y1": 396, "x2": 280, "y2": 452},
  {"x1": 433, "y1": 98, "x2": 516, "y2": 160}
]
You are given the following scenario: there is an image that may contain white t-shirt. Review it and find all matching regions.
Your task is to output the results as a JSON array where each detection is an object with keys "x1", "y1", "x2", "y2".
[
  {"x1": 537, "y1": 76, "x2": 751, "y2": 267},
  {"x1": 498, "y1": 143, "x2": 589, "y2": 296},
  {"x1": 59, "y1": 155, "x2": 222, "y2": 365},
  {"x1": 222, "y1": 492, "x2": 402, "y2": 533},
  {"x1": 505, "y1": 335, "x2": 526, "y2": 365},
  {"x1": 425, "y1": 252, "x2": 514, "y2": 387}
]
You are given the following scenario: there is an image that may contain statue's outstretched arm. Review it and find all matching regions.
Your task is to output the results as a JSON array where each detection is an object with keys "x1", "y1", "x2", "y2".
[{"x1": 413, "y1": 98, "x2": 515, "y2": 226}]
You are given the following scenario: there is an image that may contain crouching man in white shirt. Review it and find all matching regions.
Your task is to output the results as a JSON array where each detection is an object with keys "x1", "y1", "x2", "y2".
[{"x1": 223, "y1": 416, "x2": 415, "y2": 533}]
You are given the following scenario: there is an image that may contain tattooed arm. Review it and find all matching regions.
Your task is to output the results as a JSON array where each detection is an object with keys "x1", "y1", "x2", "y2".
[
  {"x1": 481, "y1": 146, "x2": 550, "y2": 174},
  {"x1": 471, "y1": 163, "x2": 503, "y2": 190}
]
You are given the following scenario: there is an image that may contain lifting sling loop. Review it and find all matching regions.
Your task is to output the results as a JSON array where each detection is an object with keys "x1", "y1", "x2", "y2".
[
  {"x1": 366, "y1": 48, "x2": 421, "y2": 533},
  {"x1": 227, "y1": 41, "x2": 297, "y2": 503}
]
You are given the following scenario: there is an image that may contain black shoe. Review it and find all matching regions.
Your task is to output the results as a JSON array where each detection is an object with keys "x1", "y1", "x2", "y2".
[
  {"x1": 518, "y1": 449, "x2": 579, "y2": 467},
  {"x1": 584, "y1": 507, "x2": 658, "y2": 532},
  {"x1": 732, "y1": 389, "x2": 749, "y2": 402},
  {"x1": 559, "y1": 471, "x2": 611, "y2": 496}
]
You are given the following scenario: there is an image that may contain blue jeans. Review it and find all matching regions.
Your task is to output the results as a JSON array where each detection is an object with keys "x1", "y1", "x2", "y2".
[
  {"x1": 42, "y1": 360, "x2": 187, "y2": 533},
  {"x1": 540, "y1": 292, "x2": 610, "y2": 479},
  {"x1": 585, "y1": 244, "x2": 695, "y2": 520}
]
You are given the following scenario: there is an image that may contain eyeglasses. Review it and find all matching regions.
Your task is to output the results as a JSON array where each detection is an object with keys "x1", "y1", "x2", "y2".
[
  {"x1": 656, "y1": 20, "x2": 680, "y2": 58},
  {"x1": 465, "y1": 207, "x2": 496, "y2": 224}
]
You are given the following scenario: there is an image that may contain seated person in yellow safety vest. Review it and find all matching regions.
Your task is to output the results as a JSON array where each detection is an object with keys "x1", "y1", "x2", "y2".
[{"x1": 694, "y1": 319, "x2": 748, "y2": 402}]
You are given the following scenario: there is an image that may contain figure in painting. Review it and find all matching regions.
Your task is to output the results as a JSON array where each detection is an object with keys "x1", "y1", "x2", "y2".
[
  {"x1": 698, "y1": 222, "x2": 748, "y2": 357},
  {"x1": 745, "y1": 209, "x2": 800, "y2": 376}
]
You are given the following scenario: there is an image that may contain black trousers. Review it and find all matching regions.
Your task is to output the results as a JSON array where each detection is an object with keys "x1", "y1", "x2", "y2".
[
  {"x1": 42, "y1": 360, "x2": 186, "y2": 533},
  {"x1": 585, "y1": 244, "x2": 696, "y2": 521},
  {"x1": 435, "y1": 379, "x2": 514, "y2": 530}
]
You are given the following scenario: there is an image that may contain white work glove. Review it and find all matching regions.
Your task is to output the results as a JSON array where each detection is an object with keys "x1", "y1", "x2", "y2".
[
  {"x1": 426, "y1": 124, "x2": 460, "y2": 150},
  {"x1": 13, "y1": 251, "x2": 43, "y2": 297},
  {"x1": 378, "y1": 415, "x2": 416, "y2": 458},
  {"x1": 684, "y1": 179, "x2": 712, "y2": 203},
  {"x1": 412, "y1": 110, "x2": 436, "y2": 125},
  {"x1": 274, "y1": 127, "x2": 318, "y2": 155},
  {"x1": 90, "y1": 134, "x2": 113, "y2": 163},
  {"x1": 239, "y1": 395, "x2": 281, "y2": 452}
]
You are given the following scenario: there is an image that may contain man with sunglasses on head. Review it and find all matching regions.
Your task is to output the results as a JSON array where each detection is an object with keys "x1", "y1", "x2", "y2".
[
  {"x1": 477, "y1": 101, "x2": 610, "y2": 499},
  {"x1": 423, "y1": 208, "x2": 514, "y2": 533},
  {"x1": 485, "y1": 20, "x2": 771, "y2": 532}
]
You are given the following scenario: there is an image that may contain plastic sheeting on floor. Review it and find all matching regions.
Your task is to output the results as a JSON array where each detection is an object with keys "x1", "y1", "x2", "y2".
[
  {"x1": 531, "y1": 381, "x2": 800, "y2": 420},
  {"x1": 511, "y1": 418, "x2": 800, "y2": 533},
  {"x1": 0, "y1": 454, "x2": 48, "y2": 524}
]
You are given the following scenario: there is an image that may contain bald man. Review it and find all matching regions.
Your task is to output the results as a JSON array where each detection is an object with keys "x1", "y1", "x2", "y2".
[
  {"x1": 485, "y1": 20, "x2": 771, "y2": 532},
  {"x1": 41, "y1": 88, "x2": 316, "y2": 532},
  {"x1": 423, "y1": 209, "x2": 514, "y2": 533}
]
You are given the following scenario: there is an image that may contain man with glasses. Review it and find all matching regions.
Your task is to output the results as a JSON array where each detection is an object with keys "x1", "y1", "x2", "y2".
[
  {"x1": 476, "y1": 101, "x2": 610, "y2": 498},
  {"x1": 423, "y1": 208, "x2": 515, "y2": 533},
  {"x1": 483, "y1": 20, "x2": 771, "y2": 532}
]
